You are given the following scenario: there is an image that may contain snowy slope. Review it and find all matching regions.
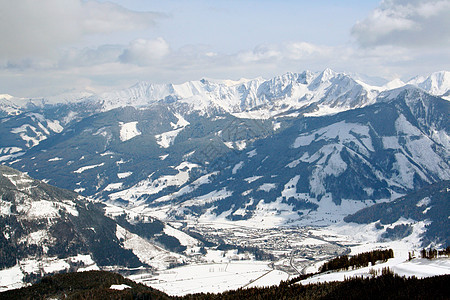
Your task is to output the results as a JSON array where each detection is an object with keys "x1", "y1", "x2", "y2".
[
  {"x1": 408, "y1": 71, "x2": 450, "y2": 97},
  {"x1": 0, "y1": 165, "x2": 202, "y2": 291},
  {"x1": 92, "y1": 69, "x2": 381, "y2": 118},
  {"x1": 1, "y1": 69, "x2": 449, "y2": 229}
]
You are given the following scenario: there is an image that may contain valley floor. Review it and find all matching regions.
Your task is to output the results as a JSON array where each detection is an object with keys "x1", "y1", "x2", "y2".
[
  {"x1": 1, "y1": 219, "x2": 449, "y2": 295},
  {"x1": 126, "y1": 219, "x2": 450, "y2": 296}
]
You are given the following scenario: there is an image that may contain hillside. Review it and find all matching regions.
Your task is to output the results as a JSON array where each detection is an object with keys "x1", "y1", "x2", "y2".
[
  {"x1": 344, "y1": 180, "x2": 450, "y2": 247},
  {"x1": 1, "y1": 270, "x2": 448, "y2": 300},
  {"x1": 0, "y1": 165, "x2": 200, "y2": 290},
  {"x1": 1, "y1": 70, "x2": 448, "y2": 227}
]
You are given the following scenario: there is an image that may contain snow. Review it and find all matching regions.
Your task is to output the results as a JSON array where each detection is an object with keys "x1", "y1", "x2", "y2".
[
  {"x1": 181, "y1": 188, "x2": 232, "y2": 207},
  {"x1": 23, "y1": 230, "x2": 49, "y2": 246},
  {"x1": 46, "y1": 120, "x2": 63, "y2": 133},
  {"x1": 109, "y1": 162, "x2": 198, "y2": 204},
  {"x1": 119, "y1": 121, "x2": 141, "y2": 142},
  {"x1": 247, "y1": 149, "x2": 257, "y2": 157},
  {"x1": 392, "y1": 258, "x2": 450, "y2": 277},
  {"x1": 73, "y1": 69, "x2": 382, "y2": 119},
  {"x1": 155, "y1": 113, "x2": 190, "y2": 148},
  {"x1": 416, "y1": 197, "x2": 431, "y2": 207},
  {"x1": 229, "y1": 140, "x2": 247, "y2": 150},
  {"x1": 383, "y1": 78, "x2": 405, "y2": 90},
  {"x1": 104, "y1": 182, "x2": 123, "y2": 191},
  {"x1": 48, "y1": 157, "x2": 63, "y2": 162},
  {"x1": 244, "y1": 176, "x2": 263, "y2": 183},
  {"x1": 74, "y1": 187, "x2": 85, "y2": 193},
  {"x1": 3, "y1": 173, "x2": 33, "y2": 187},
  {"x1": 392, "y1": 153, "x2": 428, "y2": 189},
  {"x1": 11, "y1": 124, "x2": 48, "y2": 147},
  {"x1": 286, "y1": 158, "x2": 301, "y2": 168},
  {"x1": 143, "y1": 172, "x2": 218, "y2": 205},
  {"x1": 25, "y1": 200, "x2": 60, "y2": 218},
  {"x1": 232, "y1": 161, "x2": 244, "y2": 174},
  {"x1": 159, "y1": 154, "x2": 169, "y2": 160},
  {"x1": 300, "y1": 257, "x2": 450, "y2": 285},
  {"x1": 118, "y1": 172, "x2": 132, "y2": 179},
  {"x1": 393, "y1": 115, "x2": 450, "y2": 181},
  {"x1": 110, "y1": 284, "x2": 131, "y2": 290},
  {"x1": 303, "y1": 105, "x2": 350, "y2": 117},
  {"x1": 74, "y1": 163, "x2": 104, "y2": 173},
  {"x1": 273, "y1": 122, "x2": 281, "y2": 131},
  {"x1": 0, "y1": 265, "x2": 24, "y2": 292},
  {"x1": 68, "y1": 254, "x2": 96, "y2": 266},
  {"x1": 258, "y1": 183, "x2": 276, "y2": 192},
  {"x1": 295, "y1": 195, "x2": 371, "y2": 226},
  {"x1": 0, "y1": 255, "x2": 99, "y2": 292},
  {"x1": 155, "y1": 128, "x2": 183, "y2": 148},
  {"x1": 42, "y1": 259, "x2": 70, "y2": 274},
  {"x1": 0, "y1": 147, "x2": 22, "y2": 155},
  {"x1": 171, "y1": 113, "x2": 190, "y2": 129},
  {"x1": 408, "y1": 71, "x2": 450, "y2": 96},
  {"x1": 163, "y1": 225, "x2": 199, "y2": 247},
  {"x1": 246, "y1": 270, "x2": 290, "y2": 288},
  {"x1": 306, "y1": 145, "x2": 348, "y2": 196},
  {"x1": 132, "y1": 261, "x2": 288, "y2": 296},
  {"x1": 115, "y1": 225, "x2": 183, "y2": 269},
  {"x1": 382, "y1": 136, "x2": 400, "y2": 149},
  {"x1": 293, "y1": 121, "x2": 374, "y2": 156},
  {"x1": 0, "y1": 93, "x2": 14, "y2": 100}
]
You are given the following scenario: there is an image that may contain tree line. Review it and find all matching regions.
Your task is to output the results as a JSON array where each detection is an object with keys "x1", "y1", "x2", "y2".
[{"x1": 319, "y1": 249, "x2": 394, "y2": 273}]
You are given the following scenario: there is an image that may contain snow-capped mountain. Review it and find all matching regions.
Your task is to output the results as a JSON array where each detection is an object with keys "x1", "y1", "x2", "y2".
[
  {"x1": 345, "y1": 180, "x2": 450, "y2": 247},
  {"x1": 1, "y1": 69, "x2": 449, "y2": 228},
  {"x1": 408, "y1": 71, "x2": 450, "y2": 97},
  {"x1": 121, "y1": 86, "x2": 447, "y2": 227},
  {"x1": 95, "y1": 69, "x2": 380, "y2": 118},
  {"x1": 0, "y1": 165, "x2": 202, "y2": 289}
]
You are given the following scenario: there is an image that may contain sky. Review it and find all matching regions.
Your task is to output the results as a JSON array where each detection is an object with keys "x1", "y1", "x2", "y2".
[{"x1": 1, "y1": 0, "x2": 449, "y2": 97}]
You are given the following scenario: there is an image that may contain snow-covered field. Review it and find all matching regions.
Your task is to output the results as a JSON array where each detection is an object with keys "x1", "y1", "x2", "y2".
[
  {"x1": 130, "y1": 261, "x2": 289, "y2": 296},
  {"x1": 130, "y1": 219, "x2": 449, "y2": 296},
  {"x1": 301, "y1": 257, "x2": 450, "y2": 285},
  {"x1": 1, "y1": 217, "x2": 449, "y2": 295},
  {"x1": 0, "y1": 255, "x2": 99, "y2": 292}
]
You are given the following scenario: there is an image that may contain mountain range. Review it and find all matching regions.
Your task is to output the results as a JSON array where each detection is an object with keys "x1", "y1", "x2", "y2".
[
  {"x1": 0, "y1": 69, "x2": 449, "y2": 228},
  {"x1": 0, "y1": 164, "x2": 204, "y2": 288}
]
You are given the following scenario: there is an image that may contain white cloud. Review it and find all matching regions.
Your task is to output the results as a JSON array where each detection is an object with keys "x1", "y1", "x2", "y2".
[
  {"x1": 2, "y1": 36, "x2": 449, "y2": 98},
  {"x1": 81, "y1": 1, "x2": 159, "y2": 34},
  {"x1": 119, "y1": 38, "x2": 170, "y2": 65},
  {"x1": 237, "y1": 45, "x2": 282, "y2": 63},
  {"x1": 285, "y1": 42, "x2": 332, "y2": 60},
  {"x1": 58, "y1": 45, "x2": 124, "y2": 68},
  {"x1": 0, "y1": 0, "x2": 160, "y2": 60},
  {"x1": 352, "y1": 0, "x2": 450, "y2": 47}
]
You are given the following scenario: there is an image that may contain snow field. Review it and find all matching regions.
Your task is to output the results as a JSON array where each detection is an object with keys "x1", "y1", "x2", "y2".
[
  {"x1": 0, "y1": 255, "x2": 99, "y2": 292},
  {"x1": 300, "y1": 257, "x2": 450, "y2": 285},
  {"x1": 131, "y1": 261, "x2": 289, "y2": 296},
  {"x1": 119, "y1": 121, "x2": 141, "y2": 142}
]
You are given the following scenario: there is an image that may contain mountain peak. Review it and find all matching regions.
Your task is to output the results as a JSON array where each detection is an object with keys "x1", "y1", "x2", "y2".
[
  {"x1": 0, "y1": 94, "x2": 14, "y2": 100},
  {"x1": 383, "y1": 78, "x2": 405, "y2": 90},
  {"x1": 408, "y1": 71, "x2": 450, "y2": 96},
  {"x1": 318, "y1": 68, "x2": 337, "y2": 82}
]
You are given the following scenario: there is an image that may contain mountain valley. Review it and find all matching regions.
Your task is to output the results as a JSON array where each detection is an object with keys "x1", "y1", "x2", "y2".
[{"x1": 0, "y1": 69, "x2": 449, "y2": 294}]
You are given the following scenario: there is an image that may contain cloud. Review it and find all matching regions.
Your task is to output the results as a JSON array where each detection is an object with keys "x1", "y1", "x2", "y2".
[
  {"x1": 352, "y1": 0, "x2": 450, "y2": 47},
  {"x1": 58, "y1": 45, "x2": 124, "y2": 68},
  {"x1": 285, "y1": 42, "x2": 333, "y2": 60},
  {"x1": 119, "y1": 38, "x2": 170, "y2": 65},
  {"x1": 81, "y1": 1, "x2": 159, "y2": 34},
  {"x1": 0, "y1": 0, "x2": 160, "y2": 60},
  {"x1": 237, "y1": 45, "x2": 282, "y2": 63}
]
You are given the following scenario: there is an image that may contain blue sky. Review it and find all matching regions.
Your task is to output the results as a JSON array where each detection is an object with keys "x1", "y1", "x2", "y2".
[
  {"x1": 99, "y1": 0, "x2": 379, "y2": 49},
  {"x1": 1, "y1": 0, "x2": 449, "y2": 97}
]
